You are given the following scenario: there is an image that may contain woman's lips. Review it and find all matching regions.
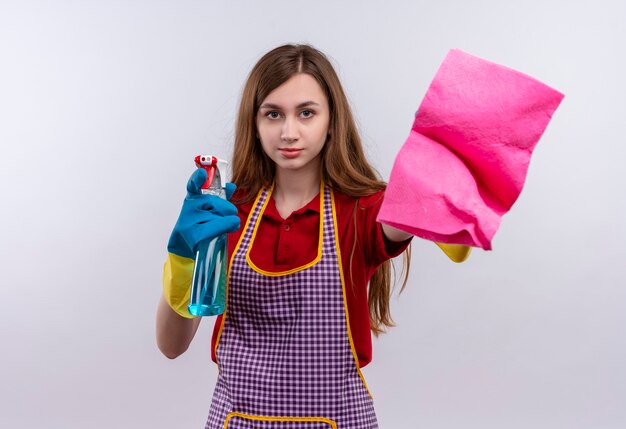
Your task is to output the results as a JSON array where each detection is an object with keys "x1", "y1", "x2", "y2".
[{"x1": 279, "y1": 148, "x2": 302, "y2": 158}]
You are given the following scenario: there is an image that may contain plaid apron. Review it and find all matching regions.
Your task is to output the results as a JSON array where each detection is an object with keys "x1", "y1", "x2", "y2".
[{"x1": 205, "y1": 185, "x2": 378, "y2": 429}]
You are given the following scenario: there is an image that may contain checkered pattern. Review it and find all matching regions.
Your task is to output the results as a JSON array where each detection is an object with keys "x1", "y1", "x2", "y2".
[{"x1": 205, "y1": 186, "x2": 378, "y2": 429}]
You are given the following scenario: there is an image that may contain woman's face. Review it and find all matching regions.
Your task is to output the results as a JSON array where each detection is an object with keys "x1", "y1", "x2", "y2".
[{"x1": 256, "y1": 73, "x2": 330, "y2": 177}]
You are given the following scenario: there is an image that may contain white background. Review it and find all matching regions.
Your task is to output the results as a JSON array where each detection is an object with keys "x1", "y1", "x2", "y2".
[{"x1": 1, "y1": 1, "x2": 624, "y2": 428}]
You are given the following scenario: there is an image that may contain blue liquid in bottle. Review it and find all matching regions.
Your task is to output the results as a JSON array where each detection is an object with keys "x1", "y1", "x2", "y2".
[{"x1": 188, "y1": 233, "x2": 227, "y2": 316}]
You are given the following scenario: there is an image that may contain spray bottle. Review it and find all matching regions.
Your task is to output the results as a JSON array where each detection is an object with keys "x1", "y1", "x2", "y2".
[{"x1": 188, "y1": 155, "x2": 229, "y2": 317}]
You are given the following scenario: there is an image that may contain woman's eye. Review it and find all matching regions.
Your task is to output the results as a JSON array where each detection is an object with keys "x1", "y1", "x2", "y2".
[
  {"x1": 266, "y1": 111, "x2": 280, "y2": 119},
  {"x1": 300, "y1": 110, "x2": 314, "y2": 118}
]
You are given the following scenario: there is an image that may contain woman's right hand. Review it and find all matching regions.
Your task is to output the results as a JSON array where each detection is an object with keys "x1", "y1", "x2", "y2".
[{"x1": 167, "y1": 168, "x2": 240, "y2": 259}]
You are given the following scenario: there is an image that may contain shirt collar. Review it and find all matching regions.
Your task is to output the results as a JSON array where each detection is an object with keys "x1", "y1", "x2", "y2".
[{"x1": 264, "y1": 192, "x2": 321, "y2": 221}]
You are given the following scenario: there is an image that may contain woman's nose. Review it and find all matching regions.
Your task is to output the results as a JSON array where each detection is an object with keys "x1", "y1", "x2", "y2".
[{"x1": 280, "y1": 116, "x2": 299, "y2": 142}]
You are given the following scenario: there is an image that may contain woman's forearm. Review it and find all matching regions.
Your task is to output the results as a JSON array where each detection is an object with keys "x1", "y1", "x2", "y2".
[{"x1": 156, "y1": 295, "x2": 202, "y2": 359}]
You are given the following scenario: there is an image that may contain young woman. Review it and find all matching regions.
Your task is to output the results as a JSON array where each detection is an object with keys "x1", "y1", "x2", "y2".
[{"x1": 158, "y1": 44, "x2": 428, "y2": 429}]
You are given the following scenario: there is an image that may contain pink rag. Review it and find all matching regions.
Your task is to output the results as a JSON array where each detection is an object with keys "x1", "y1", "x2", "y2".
[{"x1": 377, "y1": 49, "x2": 564, "y2": 250}]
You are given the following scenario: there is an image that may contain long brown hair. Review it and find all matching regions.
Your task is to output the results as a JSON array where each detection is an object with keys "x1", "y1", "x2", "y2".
[{"x1": 231, "y1": 44, "x2": 410, "y2": 335}]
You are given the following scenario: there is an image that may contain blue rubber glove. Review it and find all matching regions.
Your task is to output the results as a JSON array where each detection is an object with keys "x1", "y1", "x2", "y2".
[{"x1": 167, "y1": 168, "x2": 240, "y2": 259}]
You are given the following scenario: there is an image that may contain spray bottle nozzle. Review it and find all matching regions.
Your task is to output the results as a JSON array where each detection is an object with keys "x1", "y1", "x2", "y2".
[
  {"x1": 194, "y1": 154, "x2": 228, "y2": 191},
  {"x1": 194, "y1": 155, "x2": 227, "y2": 167}
]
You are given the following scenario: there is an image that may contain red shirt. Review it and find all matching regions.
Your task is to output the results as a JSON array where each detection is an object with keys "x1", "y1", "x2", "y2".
[{"x1": 211, "y1": 188, "x2": 411, "y2": 367}]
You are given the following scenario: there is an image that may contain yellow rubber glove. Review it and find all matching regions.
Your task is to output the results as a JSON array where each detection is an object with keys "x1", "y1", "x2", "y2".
[
  {"x1": 435, "y1": 242, "x2": 472, "y2": 263},
  {"x1": 162, "y1": 253, "x2": 196, "y2": 318}
]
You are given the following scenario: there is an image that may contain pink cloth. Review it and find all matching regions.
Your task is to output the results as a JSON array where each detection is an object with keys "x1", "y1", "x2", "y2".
[{"x1": 377, "y1": 49, "x2": 564, "y2": 250}]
